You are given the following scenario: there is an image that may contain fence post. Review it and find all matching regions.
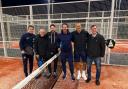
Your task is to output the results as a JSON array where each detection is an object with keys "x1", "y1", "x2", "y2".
[
  {"x1": 0, "y1": 7, "x2": 8, "y2": 57},
  {"x1": 107, "y1": 0, "x2": 115, "y2": 64},
  {"x1": 29, "y1": 5, "x2": 33, "y2": 25}
]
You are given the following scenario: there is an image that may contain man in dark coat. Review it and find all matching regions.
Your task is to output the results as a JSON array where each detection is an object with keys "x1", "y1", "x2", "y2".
[
  {"x1": 46, "y1": 24, "x2": 59, "y2": 78},
  {"x1": 86, "y1": 25, "x2": 105, "y2": 85}
]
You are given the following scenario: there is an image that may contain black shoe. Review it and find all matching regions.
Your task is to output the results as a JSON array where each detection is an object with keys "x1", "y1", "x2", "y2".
[
  {"x1": 42, "y1": 71, "x2": 47, "y2": 77},
  {"x1": 62, "y1": 74, "x2": 66, "y2": 80},
  {"x1": 53, "y1": 72, "x2": 57, "y2": 79},
  {"x1": 46, "y1": 72, "x2": 51, "y2": 79},
  {"x1": 71, "y1": 75, "x2": 75, "y2": 81},
  {"x1": 86, "y1": 79, "x2": 91, "y2": 83},
  {"x1": 35, "y1": 74, "x2": 42, "y2": 79},
  {"x1": 25, "y1": 73, "x2": 28, "y2": 77},
  {"x1": 96, "y1": 80, "x2": 100, "y2": 85}
]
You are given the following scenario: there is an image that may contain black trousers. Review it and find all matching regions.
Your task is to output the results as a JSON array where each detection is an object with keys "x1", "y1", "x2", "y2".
[
  {"x1": 22, "y1": 54, "x2": 34, "y2": 77},
  {"x1": 47, "y1": 52, "x2": 58, "y2": 73}
]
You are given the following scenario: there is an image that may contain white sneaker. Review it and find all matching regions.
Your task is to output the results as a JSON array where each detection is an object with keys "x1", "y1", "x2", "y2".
[
  {"x1": 82, "y1": 70, "x2": 87, "y2": 80},
  {"x1": 77, "y1": 70, "x2": 81, "y2": 80}
]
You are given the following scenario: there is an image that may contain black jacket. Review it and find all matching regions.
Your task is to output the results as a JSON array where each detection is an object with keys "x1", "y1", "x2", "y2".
[
  {"x1": 46, "y1": 31, "x2": 59, "y2": 54},
  {"x1": 35, "y1": 34, "x2": 48, "y2": 57},
  {"x1": 19, "y1": 32, "x2": 36, "y2": 51},
  {"x1": 87, "y1": 33, "x2": 105, "y2": 57},
  {"x1": 72, "y1": 30, "x2": 89, "y2": 52}
]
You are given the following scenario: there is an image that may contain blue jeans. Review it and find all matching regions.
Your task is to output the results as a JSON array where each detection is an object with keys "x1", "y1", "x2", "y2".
[
  {"x1": 87, "y1": 56, "x2": 101, "y2": 81},
  {"x1": 38, "y1": 56, "x2": 44, "y2": 67}
]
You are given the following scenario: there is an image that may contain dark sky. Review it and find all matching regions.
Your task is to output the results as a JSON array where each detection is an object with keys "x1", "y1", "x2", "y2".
[{"x1": 2, "y1": 0, "x2": 79, "y2": 7}]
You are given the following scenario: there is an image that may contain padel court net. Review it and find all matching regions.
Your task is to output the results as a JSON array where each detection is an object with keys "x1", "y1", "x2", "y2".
[{"x1": 12, "y1": 52, "x2": 61, "y2": 89}]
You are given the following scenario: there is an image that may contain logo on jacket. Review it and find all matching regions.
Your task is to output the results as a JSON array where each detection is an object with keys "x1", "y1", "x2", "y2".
[{"x1": 26, "y1": 37, "x2": 30, "y2": 40}]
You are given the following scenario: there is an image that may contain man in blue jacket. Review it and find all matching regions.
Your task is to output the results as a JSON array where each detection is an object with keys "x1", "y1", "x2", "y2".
[
  {"x1": 58, "y1": 23, "x2": 75, "y2": 80},
  {"x1": 19, "y1": 25, "x2": 36, "y2": 77}
]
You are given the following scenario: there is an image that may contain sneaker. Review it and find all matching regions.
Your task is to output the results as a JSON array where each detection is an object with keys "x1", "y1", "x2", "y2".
[
  {"x1": 42, "y1": 71, "x2": 47, "y2": 77},
  {"x1": 71, "y1": 75, "x2": 75, "y2": 81},
  {"x1": 96, "y1": 80, "x2": 100, "y2": 85},
  {"x1": 35, "y1": 74, "x2": 42, "y2": 79},
  {"x1": 86, "y1": 78, "x2": 91, "y2": 83},
  {"x1": 62, "y1": 74, "x2": 66, "y2": 80},
  {"x1": 82, "y1": 70, "x2": 87, "y2": 80},
  {"x1": 46, "y1": 72, "x2": 51, "y2": 79},
  {"x1": 77, "y1": 70, "x2": 81, "y2": 80},
  {"x1": 53, "y1": 72, "x2": 57, "y2": 79}
]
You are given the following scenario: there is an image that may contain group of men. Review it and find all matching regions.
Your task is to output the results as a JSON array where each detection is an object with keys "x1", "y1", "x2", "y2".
[{"x1": 19, "y1": 23, "x2": 105, "y2": 86}]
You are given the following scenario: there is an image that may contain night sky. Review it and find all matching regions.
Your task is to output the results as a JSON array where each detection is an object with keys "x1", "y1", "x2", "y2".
[{"x1": 2, "y1": 0, "x2": 79, "y2": 7}]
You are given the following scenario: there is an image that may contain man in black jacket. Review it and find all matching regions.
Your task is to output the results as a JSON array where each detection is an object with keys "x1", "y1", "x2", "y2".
[
  {"x1": 86, "y1": 25, "x2": 105, "y2": 85},
  {"x1": 46, "y1": 24, "x2": 59, "y2": 78},
  {"x1": 35, "y1": 28, "x2": 47, "y2": 68},
  {"x1": 72, "y1": 23, "x2": 88, "y2": 80},
  {"x1": 19, "y1": 25, "x2": 36, "y2": 77}
]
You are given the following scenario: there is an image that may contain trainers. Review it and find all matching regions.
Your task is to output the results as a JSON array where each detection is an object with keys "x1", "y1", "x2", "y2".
[
  {"x1": 46, "y1": 72, "x2": 51, "y2": 79},
  {"x1": 86, "y1": 78, "x2": 91, "y2": 83},
  {"x1": 62, "y1": 74, "x2": 66, "y2": 80},
  {"x1": 53, "y1": 72, "x2": 57, "y2": 79},
  {"x1": 96, "y1": 80, "x2": 100, "y2": 85},
  {"x1": 71, "y1": 75, "x2": 75, "y2": 81},
  {"x1": 77, "y1": 70, "x2": 81, "y2": 80},
  {"x1": 35, "y1": 74, "x2": 42, "y2": 79},
  {"x1": 42, "y1": 71, "x2": 47, "y2": 77},
  {"x1": 82, "y1": 70, "x2": 87, "y2": 80}
]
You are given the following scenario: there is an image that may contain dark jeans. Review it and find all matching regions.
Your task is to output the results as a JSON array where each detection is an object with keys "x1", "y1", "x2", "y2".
[
  {"x1": 47, "y1": 52, "x2": 58, "y2": 73},
  {"x1": 22, "y1": 54, "x2": 34, "y2": 77},
  {"x1": 60, "y1": 52, "x2": 74, "y2": 75},
  {"x1": 87, "y1": 56, "x2": 101, "y2": 81}
]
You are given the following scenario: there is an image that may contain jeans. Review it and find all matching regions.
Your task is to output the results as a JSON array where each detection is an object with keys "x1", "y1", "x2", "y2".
[
  {"x1": 87, "y1": 56, "x2": 101, "y2": 81},
  {"x1": 38, "y1": 56, "x2": 44, "y2": 67},
  {"x1": 47, "y1": 53, "x2": 58, "y2": 73}
]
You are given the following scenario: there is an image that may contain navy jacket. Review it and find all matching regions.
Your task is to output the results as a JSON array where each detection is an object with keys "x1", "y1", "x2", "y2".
[
  {"x1": 58, "y1": 31, "x2": 72, "y2": 53},
  {"x1": 19, "y1": 32, "x2": 36, "y2": 51}
]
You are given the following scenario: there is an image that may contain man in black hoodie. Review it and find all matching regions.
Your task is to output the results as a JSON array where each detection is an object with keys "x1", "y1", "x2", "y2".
[
  {"x1": 86, "y1": 25, "x2": 105, "y2": 85},
  {"x1": 46, "y1": 24, "x2": 59, "y2": 78}
]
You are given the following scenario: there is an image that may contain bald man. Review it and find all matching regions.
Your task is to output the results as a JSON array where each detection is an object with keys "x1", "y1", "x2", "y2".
[
  {"x1": 72, "y1": 23, "x2": 89, "y2": 80},
  {"x1": 35, "y1": 28, "x2": 47, "y2": 68}
]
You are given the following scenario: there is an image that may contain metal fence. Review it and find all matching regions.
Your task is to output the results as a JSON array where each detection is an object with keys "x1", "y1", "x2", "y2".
[{"x1": 0, "y1": 0, "x2": 128, "y2": 65}]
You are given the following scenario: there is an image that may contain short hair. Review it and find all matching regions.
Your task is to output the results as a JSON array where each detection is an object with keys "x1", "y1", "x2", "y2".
[
  {"x1": 28, "y1": 25, "x2": 34, "y2": 29},
  {"x1": 90, "y1": 25, "x2": 96, "y2": 28},
  {"x1": 50, "y1": 24, "x2": 56, "y2": 28},
  {"x1": 62, "y1": 23, "x2": 69, "y2": 27}
]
